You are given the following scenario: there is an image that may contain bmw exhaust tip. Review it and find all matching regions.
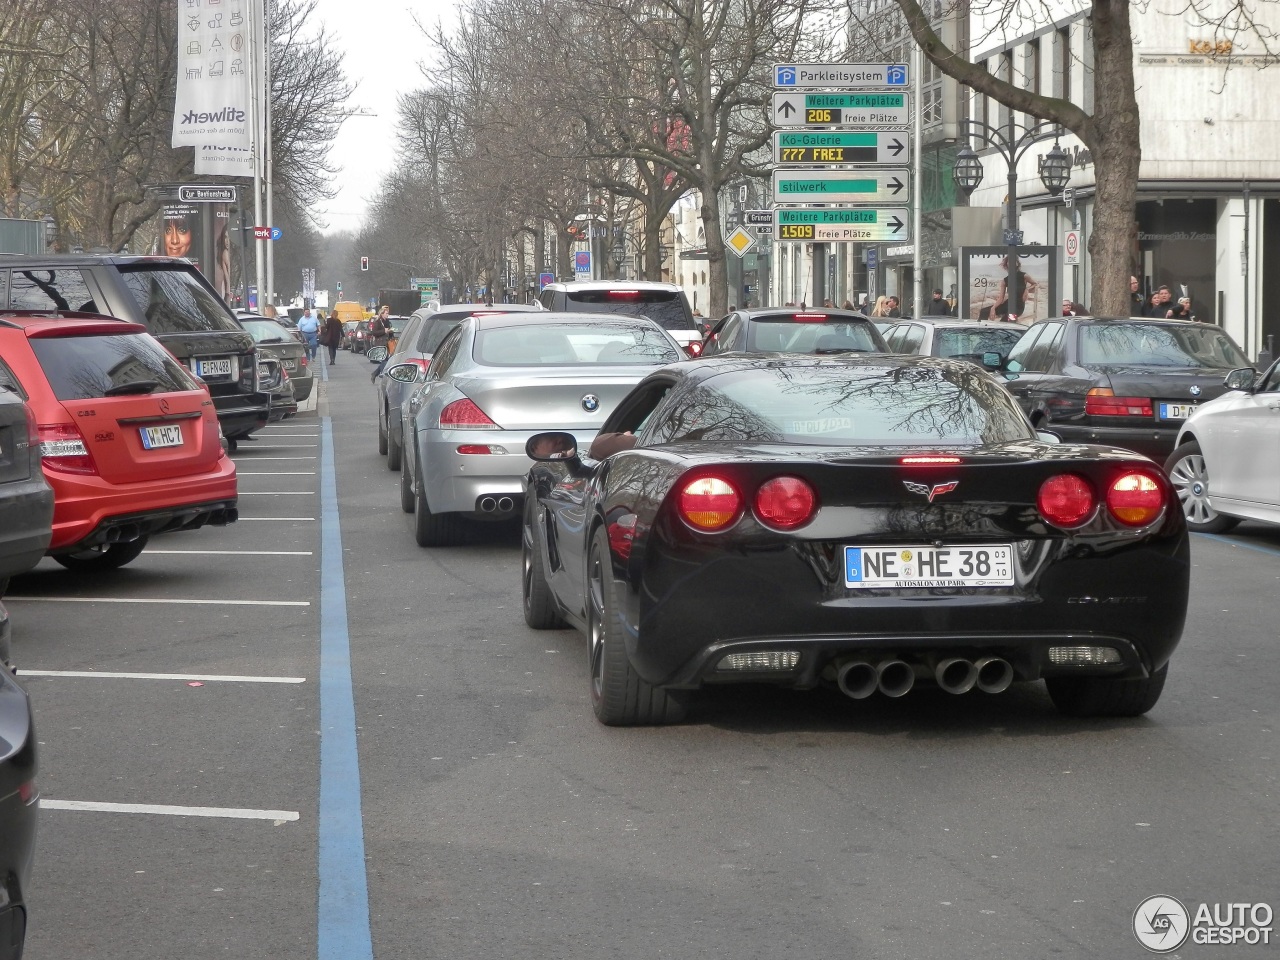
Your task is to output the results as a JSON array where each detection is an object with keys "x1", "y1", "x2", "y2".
[
  {"x1": 876, "y1": 660, "x2": 915, "y2": 698},
  {"x1": 478, "y1": 496, "x2": 497, "y2": 513},
  {"x1": 836, "y1": 661, "x2": 879, "y2": 700},
  {"x1": 974, "y1": 656, "x2": 1014, "y2": 694},
  {"x1": 935, "y1": 658, "x2": 978, "y2": 695},
  {"x1": 497, "y1": 496, "x2": 515, "y2": 512}
]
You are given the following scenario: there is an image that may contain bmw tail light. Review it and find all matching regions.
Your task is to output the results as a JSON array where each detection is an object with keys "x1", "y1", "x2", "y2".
[
  {"x1": 679, "y1": 475, "x2": 742, "y2": 531},
  {"x1": 1085, "y1": 388, "x2": 1153, "y2": 417},
  {"x1": 439, "y1": 398, "x2": 499, "y2": 429},
  {"x1": 754, "y1": 476, "x2": 818, "y2": 530},
  {"x1": 1037, "y1": 474, "x2": 1094, "y2": 528},
  {"x1": 38, "y1": 422, "x2": 98, "y2": 475},
  {"x1": 1106, "y1": 471, "x2": 1164, "y2": 525}
]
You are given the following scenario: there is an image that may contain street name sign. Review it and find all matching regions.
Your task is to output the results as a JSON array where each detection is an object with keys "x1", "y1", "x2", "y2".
[
  {"x1": 772, "y1": 168, "x2": 910, "y2": 204},
  {"x1": 178, "y1": 184, "x2": 237, "y2": 202},
  {"x1": 773, "y1": 131, "x2": 909, "y2": 165},
  {"x1": 774, "y1": 207, "x2": 911, "y2": 242},
  {"x1": 774, "y1": 64, "x2": 908, "y2": 89},
  {"x1": 772, "y1": 92, "x2": 909, "y2": 128},
  {"x1": 743, "y1": 210, "x2": 774, "y2": 237}
]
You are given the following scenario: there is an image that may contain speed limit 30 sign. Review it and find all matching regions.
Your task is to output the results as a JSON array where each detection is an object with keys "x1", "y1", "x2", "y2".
[{"x1": 1064, "y1": 230, "x2": 1081, "y2": 265}]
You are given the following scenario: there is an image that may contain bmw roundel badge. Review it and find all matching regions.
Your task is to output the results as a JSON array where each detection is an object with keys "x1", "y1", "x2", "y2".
[
  {"x1": 1189, "y1": 384, "x2": 1202, "y2": 396},
  {"x1": 581, "y1": 394, "x2": 600, "y2": 412}
]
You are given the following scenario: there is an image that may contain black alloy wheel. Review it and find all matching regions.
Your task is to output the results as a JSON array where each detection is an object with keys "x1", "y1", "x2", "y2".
[
  {"x1": 522, "y1": 499, "x2": 564, "y2": 629},
  {"x1": 1045, "y1": 664, "x2": 1169, "y2": 717},
  {"x1": 586, "y1": 526, "x2": 686, "y2": 726},
  {"x1": 53, "y1": 537, "x2": 150, "y2": 572}
]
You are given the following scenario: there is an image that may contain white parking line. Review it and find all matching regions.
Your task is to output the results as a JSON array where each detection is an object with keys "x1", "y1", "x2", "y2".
[
  {"x1": 237, "y1": 491, "x2": 314, "y2": 496},
  {"x1": 238, "y1": 516, "x2": 316, "y2": 521},
  {"x1": 237, "y1": 445, "x2": 317, "y2": 450},
  {"x1": 254, "y1": 433, "x2": 319, "y2": 437},
  {"x1": 145, "y1": 549, "x2": 313, "y2": 555},
  {"x1": 13, "y1": 596, "x2": 309, "y2": 606},
  {"x1": 41, "y1": 799, "x2": 300, "y2": 821},
  {"x1": 235, "y1": 457, "x2": 317, "y2": 461},
  {"x1": 236, "y1": 472, "x2": 317, "y2": 476},
  {"x1": 21, "y1": 670, "x2": 306, "y2": 683}
]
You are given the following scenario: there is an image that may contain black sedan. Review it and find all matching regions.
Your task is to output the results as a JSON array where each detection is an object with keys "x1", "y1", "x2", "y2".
[
  {"x1": 0, "y1": 665, "x2": 36, "y2": 956},
  {"x1": 522, "y1": 355, "x2": 1188, "y2": 725},
  {"x1": 999, "y1": 316, "x2": 1251, "y2": 459},
  {"x1": 700, "y1": 308, "x2": 888, "y2": 357}
]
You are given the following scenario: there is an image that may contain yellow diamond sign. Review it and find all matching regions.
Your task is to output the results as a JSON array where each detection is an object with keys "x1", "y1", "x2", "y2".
[{"x1": 726, "y1": 226, "x2": 756, "y2": 257}]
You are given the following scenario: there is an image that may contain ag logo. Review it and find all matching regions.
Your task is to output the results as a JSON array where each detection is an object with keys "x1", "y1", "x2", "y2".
[{"x1": 1133, "y1": 895, "x2": 1190, "y2": 953}]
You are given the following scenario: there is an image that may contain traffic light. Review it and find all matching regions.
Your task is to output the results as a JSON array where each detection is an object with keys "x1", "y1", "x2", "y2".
[{"x1": 360, "y1": 256, "x2": 369, "y2": 271}]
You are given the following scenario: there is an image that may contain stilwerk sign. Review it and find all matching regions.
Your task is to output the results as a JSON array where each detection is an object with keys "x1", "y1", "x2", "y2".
[{"x1": 171, "y1": 3, "x2": 252, "y2": 149}]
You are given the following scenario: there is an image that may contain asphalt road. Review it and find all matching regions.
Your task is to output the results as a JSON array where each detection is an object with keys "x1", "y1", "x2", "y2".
[{"x1": 7, "y1": 350, "x2": 1278, "y2": 959}]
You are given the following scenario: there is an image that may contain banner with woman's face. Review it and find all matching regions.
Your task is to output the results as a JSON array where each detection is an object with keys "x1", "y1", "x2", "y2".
[
  {"x1": 162, "y1": 204, "x2": 199, "y2": 260},
  {"x1": 958, "y1": 246, "x2": 1059, "y2": 325}
]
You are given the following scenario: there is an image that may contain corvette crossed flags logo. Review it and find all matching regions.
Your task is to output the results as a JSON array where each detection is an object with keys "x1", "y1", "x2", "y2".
[{"x1": 903, "y1": 480, "x2": 959, "y2": 502}]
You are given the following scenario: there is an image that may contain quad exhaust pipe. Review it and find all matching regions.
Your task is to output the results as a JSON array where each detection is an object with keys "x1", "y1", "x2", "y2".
[
  {"x1": 497, "y1": 496, "x2": 514, "y2": 512},
  {"x1": 478, "y1": 496, "x2": 517, "y2": 514},
  {"x1": 836, "y1": 655, "x2": 1014, "y2": 699}
]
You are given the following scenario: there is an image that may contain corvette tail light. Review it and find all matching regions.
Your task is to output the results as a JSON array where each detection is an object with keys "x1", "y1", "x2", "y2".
[
  {"x1": 1106, "y1": 471, "x2": 1164, "y2": 525},
  {"x1": 1085, "y1": 388, "x2": 1152, "y2": 417},
  {"x1": 754, "y1": 476, "x2": 817, "y2": 530},
  {"x1": 439, "y1": 398, "x2": 499, "y2": 430},
  {"x1": 1037, "y1": 474, "x2": 1094, "y2": 528},
  {"x1": 679, "y1": 475, "x2": 741, "y2": 531},
  {"x1": 38, "y1": 422, "x2": 97, "y2": 475}
]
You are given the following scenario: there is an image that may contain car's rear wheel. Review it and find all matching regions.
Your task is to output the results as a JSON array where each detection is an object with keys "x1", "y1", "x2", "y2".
[
  {"x1": 399, "y1": 446, "x2": 416, "y2": 514},
  {"x1": 1164, "y1": 441, "x2": 1240, "y2": 533},
  {"x1": 413, "y1": 449, "x2": 464, "y2": 547},
  {"x1": 587, "y1": 526, "x2": 686, "y2": 725},
  {"x1": 1046, "y1": 664, "x2": 1168, "y2": 717},
  {"x1": 377, "y1": 404, "x2": 388, "y2": 455},
  {"x1": 53, "y1": 537, "x2": 150, "y2": 572},
  {"x1": 522, "y1": 500, "x2": 564, "y2": 629}
]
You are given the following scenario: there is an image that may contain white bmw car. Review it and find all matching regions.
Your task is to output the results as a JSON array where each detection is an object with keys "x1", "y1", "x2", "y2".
[{"x1": 1165, "y1": 360, "x2": 1280, "y2": 532}]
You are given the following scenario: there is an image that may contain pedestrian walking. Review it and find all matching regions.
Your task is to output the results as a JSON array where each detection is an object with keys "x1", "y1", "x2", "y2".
[
  {"x1": 887, "y1": 296, "x2": 902, "y2": 318},
  {"x1": 320, "y1": 310, "x2": 343, "y2": 364},
  {"x1": 1130, "y1": 276, "x2": 1146, "y2": 315},
  {"x1": 297, "y1": 307, "x2": 320, "y2": 361},
  {"x1": 371, "y1": 305, "x2": 393, "y2": 349},
  {"x1": 870, "y1": 296, "x2": 891, "y2": 318}
]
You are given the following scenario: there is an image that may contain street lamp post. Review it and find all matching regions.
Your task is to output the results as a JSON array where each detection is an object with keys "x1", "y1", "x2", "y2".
[{"x1": 953, "y1": 121, "x2": 1071, "y2": 321}]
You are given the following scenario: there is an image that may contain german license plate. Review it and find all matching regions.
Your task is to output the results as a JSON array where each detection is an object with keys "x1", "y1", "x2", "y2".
[
  {"x1": 282, "y1": 359, "x2": 298, "y2": 371},
  {"x1": 1159, "y1": 402, "x2": 1196, "y2": 421},
  {"x1": 844, "y1": 544, "x2": 1014, "y2": 588},
  {"x1": 196, "y1": 358, "x2": 233, "y2": 378},
  {"x1": 140, "y1": 425, "x2": 183, "y2": 449}
]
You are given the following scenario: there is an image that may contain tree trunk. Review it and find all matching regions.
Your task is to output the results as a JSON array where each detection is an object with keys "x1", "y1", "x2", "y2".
[
  {"x1": 701, "y1": 189, "x2": 728, "y2": 317},
  {"x1": 1086, "y1": 0, "x2": 1141, "y2": 316}
]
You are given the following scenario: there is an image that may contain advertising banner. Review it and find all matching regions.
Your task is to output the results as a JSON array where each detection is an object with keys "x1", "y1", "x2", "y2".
[
  {"x1": 162, "y1": 203, "x2": 201, "y2": 262},
  {"x1": 194, "y1": 144, "x2": 253, "y2": 176},
  {"x1": 172, "y1": 1, "x2": 253, "y2": 149},
  {"x1": 958, "y1": 246, "x2": 1058, "y2": 325}
]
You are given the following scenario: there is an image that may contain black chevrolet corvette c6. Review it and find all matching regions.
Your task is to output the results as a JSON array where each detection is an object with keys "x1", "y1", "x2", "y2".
[{"x1": 522, "y1": 355, "x2": 1189, "y2": 726}]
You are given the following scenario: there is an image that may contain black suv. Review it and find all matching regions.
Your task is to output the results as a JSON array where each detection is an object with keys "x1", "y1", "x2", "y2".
[{"x1": 0, "y1": 255, "x2": 272, "y2": 442}]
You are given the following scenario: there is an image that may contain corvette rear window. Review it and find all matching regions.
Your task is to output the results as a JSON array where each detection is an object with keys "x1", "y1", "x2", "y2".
[
  {"x1": 652, "y1": 365, "x2": 1033, "y2": 445},
  {"x1": 30, "y1": 333, "x2": 200, "y2": 400}
]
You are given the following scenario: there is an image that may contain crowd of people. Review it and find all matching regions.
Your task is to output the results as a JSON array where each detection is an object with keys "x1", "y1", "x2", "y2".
[{"x1": 1130, "y1": 276, "x2": 1199, "y2": 320}]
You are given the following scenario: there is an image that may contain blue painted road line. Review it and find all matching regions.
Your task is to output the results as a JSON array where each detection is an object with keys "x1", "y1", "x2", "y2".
[
  {"x1": 1196, "y1": 532, "x2": 1280, "y2": 558},
  {"x1": 317, "y1": 417, "x2": 374, "y2": 960}
]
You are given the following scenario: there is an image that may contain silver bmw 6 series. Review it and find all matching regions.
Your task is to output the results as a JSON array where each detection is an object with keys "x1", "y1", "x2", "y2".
[{"x1": 400, "y1": 312, "x2": 684, "y2": 546}]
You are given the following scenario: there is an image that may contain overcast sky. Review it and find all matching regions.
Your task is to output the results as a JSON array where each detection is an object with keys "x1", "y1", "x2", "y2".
[{"x1": 313, "y1": 0, "x2": 459, "y2": 235}]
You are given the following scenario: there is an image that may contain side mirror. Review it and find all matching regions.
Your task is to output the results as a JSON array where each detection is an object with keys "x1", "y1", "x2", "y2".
[
  {"x1": 1224, "y1": 367, "x2": 1257, "y2": 392},
  {"x1": 526, "y1": 431, "x2": 578, "y2": 462},
  {"x1": 982, "y1": 352, "x2": 1003, "y2": 370},
  {"x1": 1035, "y1": 430, "x2": 1062, "y2": 444},
  {"x1": 366, "y1": 345, "x2": 389, "y2": 363},
  {"x1": 386, "y1": 362, "x2": 420, "y2": 383}
]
